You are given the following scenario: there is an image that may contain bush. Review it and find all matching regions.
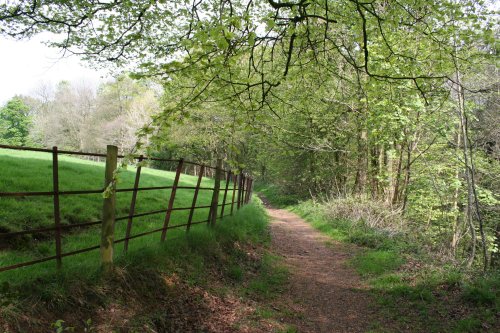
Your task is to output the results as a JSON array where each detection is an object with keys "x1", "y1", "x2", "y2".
[{"x1": 322, "y1": 197, "x2": 404, "y2": 235}]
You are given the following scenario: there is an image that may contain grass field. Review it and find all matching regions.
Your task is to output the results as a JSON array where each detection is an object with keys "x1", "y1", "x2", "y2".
[
  {"x1": 0, "y1": 148, "x2": 234, "y2": 284},
  {"x1": 0, "y1": 149, "x2": 292, "y2": 332}
]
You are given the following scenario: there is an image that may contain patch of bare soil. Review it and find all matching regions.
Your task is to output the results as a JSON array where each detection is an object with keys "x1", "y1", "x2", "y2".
[
  {"x1": 263, "y1": 200, "x2": 377, "y2": 333},
  {"x1": 1, "y1": 273, "x2": 238, "y2": 332},
  {"x1": 1, "y1": 239, "x2": 293, "y2": 333}
]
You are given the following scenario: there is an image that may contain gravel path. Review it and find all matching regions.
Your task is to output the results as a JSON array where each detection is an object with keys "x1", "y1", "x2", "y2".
[{"x1": 265, "y1": 203, "x2": 376, "y2": 333}]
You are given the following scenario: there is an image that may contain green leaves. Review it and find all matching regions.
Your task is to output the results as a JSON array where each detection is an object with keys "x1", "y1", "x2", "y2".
[
  {"x1": 249, "y1": 31, "x2": 258, "y2": 46},
  {"x1": 0, "y1": 97, "x2": 32, "y2": 146},
  {"x1": 0, "y1": 0, "x2": 494, "y2": 106}
]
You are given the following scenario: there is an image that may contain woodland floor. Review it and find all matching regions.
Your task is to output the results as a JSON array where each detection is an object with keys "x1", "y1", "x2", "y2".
[{"x1": 261, "y1": 198, "x2": 378, "y2": 333}]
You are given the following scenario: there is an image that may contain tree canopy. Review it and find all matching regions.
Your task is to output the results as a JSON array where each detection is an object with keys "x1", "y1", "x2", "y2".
[
  {"x1": 0, "y1": 96, "x2": 32, "y2": 145},
  {"x1": 1, "y1": 0, "x2": 495, "y2": 108}
]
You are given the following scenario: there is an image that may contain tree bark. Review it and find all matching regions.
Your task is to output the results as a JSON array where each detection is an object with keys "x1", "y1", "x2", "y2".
[
  {"x1": 451, "y1": 130, "x2": 463, "y2": 257},
  {"x1": 456, "y1": 73, "x2": 477, "y2": 268},
  {"x1": 492, "y1": 223, "x2": 500, "y2": 267},
  {"x1": 354, "y1": 125, "x2": 368, "y2": 196},
  {"x1": 101, "y1": 145, "x2": 118, "y2": 273},
  {"x1": 392, "y1": 142, "x2": 404, "y2": 205},
  {"x1": 385, "y1": 147, "x2": 394, "y2": 205},
  {"x1": 402, "y1": 141, "x2": 413, "y2": 213},
  {"x1": 370, "y1": 146, "x2": 379, "y2": 199}
]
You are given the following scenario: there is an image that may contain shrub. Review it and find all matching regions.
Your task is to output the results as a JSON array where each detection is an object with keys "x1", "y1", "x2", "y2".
[{"x1": 322, "y1": 197, "x2": 404, "y2": 235}]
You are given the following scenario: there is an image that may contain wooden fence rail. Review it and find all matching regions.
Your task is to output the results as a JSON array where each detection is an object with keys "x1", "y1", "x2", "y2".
[{"x1": 0, "y1": 144, "x2": 253, "y2": 273}]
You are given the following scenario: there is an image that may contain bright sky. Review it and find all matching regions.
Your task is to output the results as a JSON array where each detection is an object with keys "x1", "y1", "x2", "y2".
[{"x1": 0, "y1": 34, "x2": 109, "y2": 104}]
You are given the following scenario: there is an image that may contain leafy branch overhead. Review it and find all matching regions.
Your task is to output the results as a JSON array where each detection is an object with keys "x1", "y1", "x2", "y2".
[{"x1": 1, "y1": 0, "x2": 495, "y2": 109}]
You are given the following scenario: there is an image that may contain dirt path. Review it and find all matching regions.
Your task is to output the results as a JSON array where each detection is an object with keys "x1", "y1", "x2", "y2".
[{"x1": 265, "y1": 202, "x2": 376, "y2": 333}]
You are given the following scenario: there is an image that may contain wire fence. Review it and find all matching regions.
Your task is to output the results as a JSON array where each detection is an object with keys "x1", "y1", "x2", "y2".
[{"x1": 0, "y1": 144, "x2": 253, "y2": 273}]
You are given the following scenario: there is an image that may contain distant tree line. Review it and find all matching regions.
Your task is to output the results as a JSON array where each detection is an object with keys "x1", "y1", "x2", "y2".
[{"x1": 0, "y1": 76, "x2": 161, "y2": 155}]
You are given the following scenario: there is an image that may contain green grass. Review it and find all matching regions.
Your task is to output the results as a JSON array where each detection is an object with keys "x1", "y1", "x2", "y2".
[
  {"x1": 259, "y1": 185, "x2": 500, "y2": 333},
  {"x1": 462, "y1": 273, "x2": 500, "y2": 306},
  {"x1": 352, "y1": 250, "x2": 404, "y2": 277},
  {"x1": 1, "y1": 201, "x2": 274, "y2": 331},
  {"x1": 0, "y1": 148, "x2": 234, "y2": 284},
  {"x1": 253, "y1": 183, "x2": 301, "y2": 207},
  {"x1": 245, "y1": 254, "x2": 288, "y2": 299},
  {"x1": 0, "y1": 159, "x2": 293, "y2": 331}
]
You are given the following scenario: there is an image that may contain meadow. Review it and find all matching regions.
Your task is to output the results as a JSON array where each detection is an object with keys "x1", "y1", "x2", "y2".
[{"x1": 0, "y1": 148, "x2": 233, "y2": 284}]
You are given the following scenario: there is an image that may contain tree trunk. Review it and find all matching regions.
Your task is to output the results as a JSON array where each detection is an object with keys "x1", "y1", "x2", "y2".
[
  {"x1": 402, "y1": 141, "x2": 413, "y2": 213},
  {"x1": 385, "y1": 147, "x2": 394, "y2": 205},
  {"x1": 392, "y1": 142, "x2": 404, "y2": 205},
  {"x1": 492, "y1": 222, "x2": 500, "y2": 267},
  {"x1": 456, "y1": 73, "x2": 477, "y2": 268},
  {"x1": 451, "y1": 130, "x2": 463, "y2": 257},
  {"x1": 354, "y1": 127, "x2": 368, "y2": 196},
  {"x1": 370, "y1": 146, "x2": 379, "y2": 199}
]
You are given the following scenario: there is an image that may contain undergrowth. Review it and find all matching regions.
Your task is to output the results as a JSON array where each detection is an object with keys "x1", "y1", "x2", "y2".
[{"x1": 259, "y1": 185, "x2": 500, "y2": 333}]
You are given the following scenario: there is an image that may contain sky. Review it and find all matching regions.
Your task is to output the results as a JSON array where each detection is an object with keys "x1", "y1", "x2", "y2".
[{"x1": 0, "y1": 34, "x2": 109, "y2": 104}]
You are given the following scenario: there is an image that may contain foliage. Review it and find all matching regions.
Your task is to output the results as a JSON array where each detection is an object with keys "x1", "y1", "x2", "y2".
[
  {"x1": 27, "y1": 76, "x2": 161, "y2": 154},
  {"x1": 0, "y1": 1, "x2": 498, "y2": 330},
  {"x1": 0, "y1": 0, "x2": 497, "y2": 268},
  {"x1": 322, "y1": 197, "x2": 404, "y2": 233},
  {"x1": 0, "y1": 0, "x2": 494, "y2": 97},
  {"x1": 0, "y1": 0, "x2": 498, "y2": 275},
  {"x1": 0, "y1": 97, "x2": 32, "y2": 145}
]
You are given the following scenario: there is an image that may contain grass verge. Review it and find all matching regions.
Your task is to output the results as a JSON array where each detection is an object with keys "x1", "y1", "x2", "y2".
[{"x1": 0, "y1": 201, "x2": 288, "y2": 332}]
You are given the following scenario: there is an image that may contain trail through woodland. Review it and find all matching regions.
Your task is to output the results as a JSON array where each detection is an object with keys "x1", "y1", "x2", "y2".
[{"x1": 263, "y1": 198, "x2": 377, "y2": 333}]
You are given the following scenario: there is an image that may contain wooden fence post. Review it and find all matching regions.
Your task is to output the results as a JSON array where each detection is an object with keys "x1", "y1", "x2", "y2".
[
  {"x1": 242, "y1": 176, "x2": 247, "y2": 205},
  {"x1": 52, "y1": 146, "x2": 62, "y2": 269},
  {"x1": 187, "y1": 165, "x2": 205, "y2": 231},
  {"x1": 242, "y1": 175, "x2": 247, "y2": 206},
  {"x1": 124, "y1": 155, "x2": 143, "y2": 252},
  {"x1": 248, "y1": 178, "x2": 254, "y2": 202},
  {"x1": 161, "y1": 158, "x2": 184, "y2": 242},
  {"x1": 238, "y1": 173, "x2": 245, "y2": 209},
  {"x1": 245, "y1": 178, "x2": 249, "y2": 204},
  {"x1": 101, "y1": 145, "x2": 118, "y2": 271},
  {"x1": 243, "y1": 176, "x2": 248, "y2": 205},
  {"x1": 220, "y1": 170, "x2": 231, "y2": 218},
  {"x1": 247, "y1": 178, "x2": 251, "y2": 202},
  {"x1": 230, "y1": 173, "x2": 237, "y2": 215},
  {"x1": 208, "y1": 159, "x2": 222, "y2": 226}
]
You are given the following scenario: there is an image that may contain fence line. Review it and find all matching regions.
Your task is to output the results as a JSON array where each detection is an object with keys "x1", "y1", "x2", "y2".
[{"x1": 0, "y1": 144, "x2": 253, "y2": 273}]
